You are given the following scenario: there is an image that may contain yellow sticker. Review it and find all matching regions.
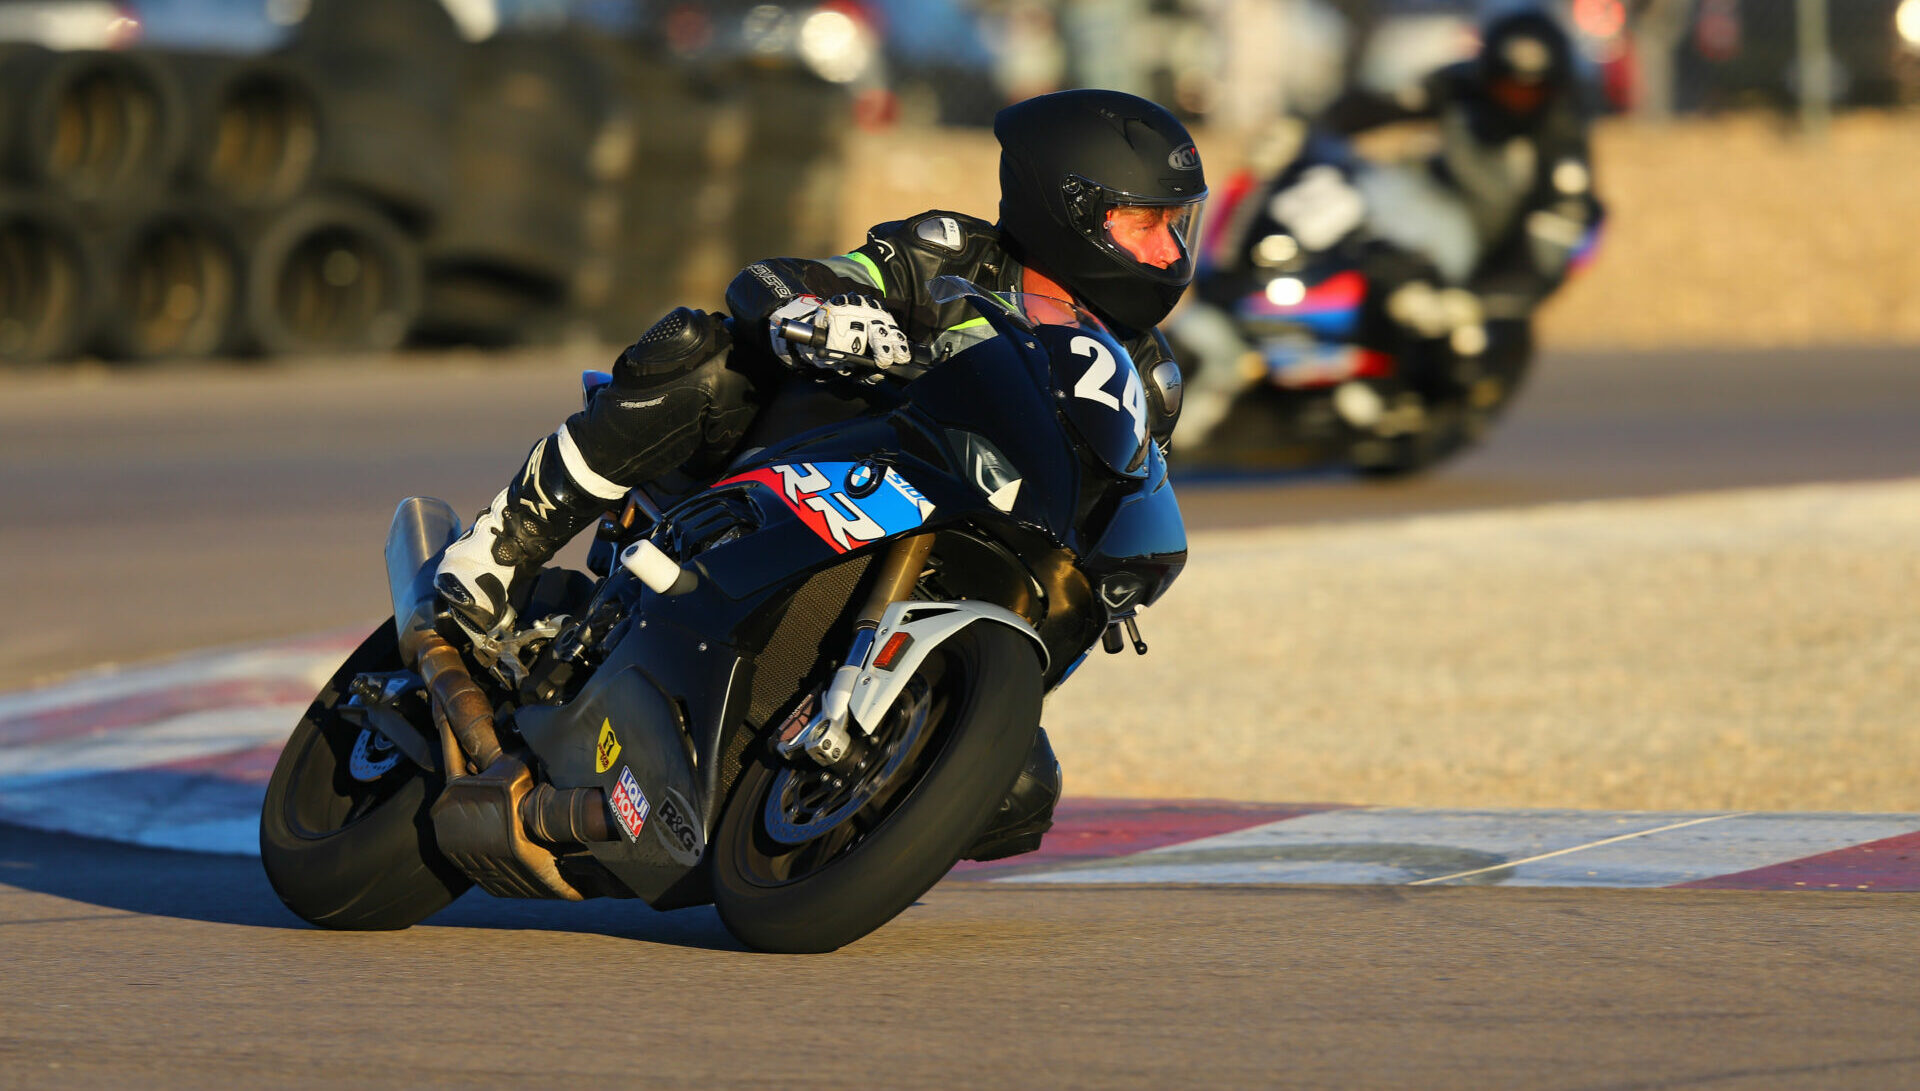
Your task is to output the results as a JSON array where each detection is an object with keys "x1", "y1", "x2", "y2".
[{"x1": 595, "y1": 719, "x2": 622, "y2": 773}]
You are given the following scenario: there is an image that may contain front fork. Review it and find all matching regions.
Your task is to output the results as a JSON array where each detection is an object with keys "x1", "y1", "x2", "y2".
[{"x1": 778, "y1": 532, "x2": 935, "y2": 768}]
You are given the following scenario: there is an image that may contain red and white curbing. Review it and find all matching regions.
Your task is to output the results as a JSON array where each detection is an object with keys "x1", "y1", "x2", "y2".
[
  {"x1": 0, "y1": 632, "x2": 358, "y2": 855},
  {"x1": 4, "y1": 634, "x2": 1918, "y2": 891}
]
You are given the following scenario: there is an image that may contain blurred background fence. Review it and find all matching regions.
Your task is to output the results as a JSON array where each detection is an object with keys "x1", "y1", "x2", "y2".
[{"x1": 1, "y1": 0, "x2": 1916, "y2": 364}]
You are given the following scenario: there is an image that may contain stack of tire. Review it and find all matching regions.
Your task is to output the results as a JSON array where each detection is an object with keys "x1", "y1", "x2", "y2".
[
  {"x1": 0, "y1": 0, "x2": 453, "y2": 364},
  {"x1": 0, "y1": 0, "x2": 852, "y2": 364}
]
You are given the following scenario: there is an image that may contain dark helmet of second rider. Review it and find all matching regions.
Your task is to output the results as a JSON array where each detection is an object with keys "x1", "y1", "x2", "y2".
[{"x1": 1470, "y1": 8, "x2": 1582, "y2": 141}]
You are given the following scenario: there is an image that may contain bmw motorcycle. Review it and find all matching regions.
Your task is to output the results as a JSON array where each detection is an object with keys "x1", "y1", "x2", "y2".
[
  {"x1": 1169, "y1": 131, "x2": 1599, "y2": 476},
  {"x1": 259, "y1": 277, "x2": 1185, "y2": 953}
]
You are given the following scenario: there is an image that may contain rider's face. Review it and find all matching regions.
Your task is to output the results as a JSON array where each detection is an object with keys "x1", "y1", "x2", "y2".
[{"x1": 1104, "y1": 205, "x2": 1186, "y2": 269}]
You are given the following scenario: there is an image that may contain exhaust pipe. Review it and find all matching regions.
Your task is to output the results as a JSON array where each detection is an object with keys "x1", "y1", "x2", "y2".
[
  {"x1": 383, "y1": 496, "x2": 503, "y2": 774},
  {"x1": 519, "y1": 784, "x2": 613, "y2": 846},
  {"x1": 385, "y1": 496, "x2": 459, "y2": 660}
]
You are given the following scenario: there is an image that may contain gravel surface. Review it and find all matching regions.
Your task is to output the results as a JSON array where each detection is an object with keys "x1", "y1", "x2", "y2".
[{"x1": 1047, "y1": 478, "x2": 1920, "y2": 813}]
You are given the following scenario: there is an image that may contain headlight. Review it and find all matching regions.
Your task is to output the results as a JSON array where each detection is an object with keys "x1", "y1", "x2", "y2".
[{"x1": 1265, "y1": 277, "x2": 1307, "y2": 307}]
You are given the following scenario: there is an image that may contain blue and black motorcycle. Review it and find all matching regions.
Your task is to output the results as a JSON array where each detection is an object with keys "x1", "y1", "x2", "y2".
[{"x1": 259, "y1": 277, "x2": 1186, "y2": 952}]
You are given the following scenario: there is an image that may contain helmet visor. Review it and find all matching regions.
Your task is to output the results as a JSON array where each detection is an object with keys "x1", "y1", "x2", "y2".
[
  {"x1": 1104, "y1": 202, "x2": 1203, "y2": 270},
  {"x1": 1065, "y1": 174, "x2": 1207, "y2": 283}
]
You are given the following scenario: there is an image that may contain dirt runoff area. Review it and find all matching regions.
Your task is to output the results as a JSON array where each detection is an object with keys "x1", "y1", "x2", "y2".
[
  {"x1": 845, "y1": 111, "x2": 1920, "y2": 351},
  {"x1": 1044, "y1": 478, "x2": 1920, "y2": 813}
]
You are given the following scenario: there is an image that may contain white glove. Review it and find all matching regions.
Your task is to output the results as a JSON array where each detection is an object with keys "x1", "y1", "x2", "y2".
[{"x1": 769, "y1": 293, "x2": 912, "y2": 373}]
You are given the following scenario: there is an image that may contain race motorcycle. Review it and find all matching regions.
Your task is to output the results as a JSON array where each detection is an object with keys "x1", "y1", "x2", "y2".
[
  {"x1": 1168, "y1": 130, "x2": 1599, "y2": 476},
  {"x1": 259, "y1": 276, "x2": 1186, "y2": 953}
]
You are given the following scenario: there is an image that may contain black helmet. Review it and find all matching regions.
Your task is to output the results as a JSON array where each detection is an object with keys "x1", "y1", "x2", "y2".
[
  {"x1": 994, "y1": 89, "x2": 1208, "y2": 333},
  {"x1": 1477, "y1": 9, "x2": 1577, "y2": 123}
]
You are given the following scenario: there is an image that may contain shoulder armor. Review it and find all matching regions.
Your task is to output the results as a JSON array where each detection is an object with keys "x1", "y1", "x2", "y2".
[{"x1": 881, "y1": 210, "x2": 997, "y2": 256}]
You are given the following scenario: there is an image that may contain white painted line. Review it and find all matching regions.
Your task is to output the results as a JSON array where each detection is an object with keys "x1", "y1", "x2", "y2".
[
  {"x1": 1407, "y1": 812, "x2": 1750, "y2": 885},
  {"x1": 1505, "y1": 813, "x2": 1920, "y2": 887}
]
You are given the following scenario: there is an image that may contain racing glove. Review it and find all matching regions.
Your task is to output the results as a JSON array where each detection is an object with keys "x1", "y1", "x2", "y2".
[{"x1": 768, "y1": 293, "x2": 912, "y2": 374}]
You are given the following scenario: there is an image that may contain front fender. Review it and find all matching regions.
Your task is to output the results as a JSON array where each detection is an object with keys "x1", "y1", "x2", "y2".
[{"x1": 847, "y1": 600, "x2": 1048, "y2": 734}]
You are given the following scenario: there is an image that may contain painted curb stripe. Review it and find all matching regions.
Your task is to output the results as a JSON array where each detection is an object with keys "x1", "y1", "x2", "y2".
[
  {"x1": 952, "y1": 798, "x2": 1351, "y2": 879},
  {"x1": 984, "y1": 808, "x2": 1920, "y2": 890},
  {"x1": 0, "y1": 678, "x2": 319, "y2": 747},
  {"x1": 1675, "y1": 830, "x2": 1920, "y2": 891},
  {"x1": 7, "y1": 634, "x2": 1920, "y2": 890}
]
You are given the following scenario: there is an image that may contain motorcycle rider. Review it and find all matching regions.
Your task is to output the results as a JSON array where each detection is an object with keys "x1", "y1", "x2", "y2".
[
  {"x1": 1319, "y1": 5, "x2": 1601, "y2": 312},
  {"x1": 431, "y1": 87, "x2": 1208, "y2": 859},
  {"x1": 1176, "y1": 6, "x2": 1602, "y2": 451}
]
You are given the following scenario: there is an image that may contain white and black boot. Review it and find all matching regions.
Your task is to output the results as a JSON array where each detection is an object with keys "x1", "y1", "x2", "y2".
[{"x1": 435, "y1": 427, "x2": 628, "y2": 631}]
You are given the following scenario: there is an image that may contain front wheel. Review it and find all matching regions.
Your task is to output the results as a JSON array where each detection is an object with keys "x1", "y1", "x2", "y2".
[
  {"x1": 712, "y1": 623, "x2": 1042, "y2": 953},
  {"x1": 260, "y1": 623, "x2": 471, "y2": 930}
]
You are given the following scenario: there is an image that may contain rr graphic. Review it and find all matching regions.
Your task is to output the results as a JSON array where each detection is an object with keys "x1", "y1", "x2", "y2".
[{"x1": 716, "y1": 461, "x2": 931, "y2": 554}]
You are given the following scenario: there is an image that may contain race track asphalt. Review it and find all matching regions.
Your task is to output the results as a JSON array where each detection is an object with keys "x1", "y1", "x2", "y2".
[{"x1": 3, "y1": 341, "x2": 1918, "y2": 1087}]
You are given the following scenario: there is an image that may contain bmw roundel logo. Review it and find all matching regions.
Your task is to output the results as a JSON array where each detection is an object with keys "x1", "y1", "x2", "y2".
[{"x1": 845, "y1": 461, "x2": 882, "y2": 498}]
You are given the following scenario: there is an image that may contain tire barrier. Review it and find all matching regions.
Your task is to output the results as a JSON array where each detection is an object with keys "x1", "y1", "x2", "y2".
[
  {"x1": 584, "y1": 53, "x2": 723, "y2": 341},
  {"x1": 243, "y1": 194, "x2": 422, "y2": 356},
  {"x1": 414, "y1": 32, "x2": 608, "y2": 345},
  {"x1": 98, "y1": 199, "x2": 243, "y2": 361},
  {"x1": 177, "y1": 54, "x2": 322, "y2": 209},
  {"x1": 0, "y1": 13, "x2": 851, "y2": 363},
  {"x1": 0, "y1": 194, "x2": 94, "y2": 363},
  {"x1": 2, "y1": 47, "x2": 188, "y2": 206},
  {"x1": 280, "y1": 0, "x2": 460, "y2": 226}
]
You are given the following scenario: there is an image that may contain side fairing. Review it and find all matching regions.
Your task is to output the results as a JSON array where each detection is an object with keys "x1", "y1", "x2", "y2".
[{"x1": 515, "y1": 610, "x2": 750, "y2": 906}]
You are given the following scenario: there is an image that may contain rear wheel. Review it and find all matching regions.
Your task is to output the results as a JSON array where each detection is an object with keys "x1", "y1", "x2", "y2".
[
  {"x1": 713, "y1": 624, "x2": 1042, "y2": 953},
  {"x1": 260, "y1": 623, "x2": 470, "y2": 930}
]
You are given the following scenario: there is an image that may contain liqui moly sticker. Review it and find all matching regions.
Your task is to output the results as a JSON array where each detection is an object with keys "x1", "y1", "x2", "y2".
[{"x1": 610, "y1": 766, "x2": 651, "y2": 841}]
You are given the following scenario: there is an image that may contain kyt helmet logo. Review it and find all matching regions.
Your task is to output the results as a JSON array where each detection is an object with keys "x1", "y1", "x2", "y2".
[{"x1": 1167, "y1": 144, "x2": 1201, "y2": 171}]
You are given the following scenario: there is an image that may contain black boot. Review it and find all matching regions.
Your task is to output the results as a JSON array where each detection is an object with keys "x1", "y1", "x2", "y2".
[
  {"x1": 963, "y1": 727, "x2": 1063, "y2": 862},
  {"x1": 434, "y1": 428, "x2": 623, "y2": 630}
]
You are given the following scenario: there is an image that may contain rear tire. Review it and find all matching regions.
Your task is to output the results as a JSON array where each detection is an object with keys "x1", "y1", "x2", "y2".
[
  {"x1": 260, "y1": 623, "x2": 470, "y2": 930},
  {"x1": 712, "y1": 624, "x2": 1041, "y2": 953}
]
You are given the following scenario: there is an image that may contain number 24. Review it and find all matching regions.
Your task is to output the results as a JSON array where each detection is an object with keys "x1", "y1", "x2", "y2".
[{"x1": 1070, "y1": 336, "x2": 1146, "y2": 444}]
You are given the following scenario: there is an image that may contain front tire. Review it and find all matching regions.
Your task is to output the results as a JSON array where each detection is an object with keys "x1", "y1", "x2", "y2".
[
  {"x1": 260, "y1": 623, "x2": 471, "y2": 930},
  {"x1": 712, "y1": 624, "x2": 1042, "y2": 953}
]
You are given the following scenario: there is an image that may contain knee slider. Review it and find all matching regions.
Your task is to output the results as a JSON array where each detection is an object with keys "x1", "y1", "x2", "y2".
[{"x1": 616, "y1": 307, "x2": 732, "y2": 383}]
